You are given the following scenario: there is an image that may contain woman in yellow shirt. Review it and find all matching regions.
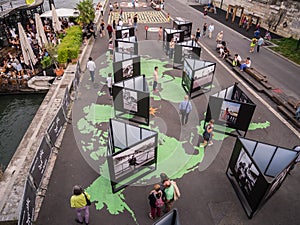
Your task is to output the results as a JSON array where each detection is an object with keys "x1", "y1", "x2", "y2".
[{"x1": 70, "y1": 185, "x2": 91, "y2": 224}]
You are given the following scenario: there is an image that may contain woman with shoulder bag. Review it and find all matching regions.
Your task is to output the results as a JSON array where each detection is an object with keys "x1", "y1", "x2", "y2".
[
  {"x1": 201, "y1": 119, "x2": 214, "y2": 147},
  {"x1": 70, "y1": 185, "x2": 91, "y2": 224},
  {"x1": 148, "y1": 184, "x2": 164, "y2": 219}
]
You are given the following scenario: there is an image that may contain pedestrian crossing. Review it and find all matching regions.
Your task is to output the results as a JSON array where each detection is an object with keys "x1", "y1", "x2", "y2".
[{"x1": 108, "y1": 11, "x2": 168, "y2": 24}]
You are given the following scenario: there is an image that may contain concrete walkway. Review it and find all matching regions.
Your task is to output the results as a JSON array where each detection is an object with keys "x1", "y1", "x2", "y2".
[{"x1": 36, "y1": 1, "x2": 300, "y2": 225}]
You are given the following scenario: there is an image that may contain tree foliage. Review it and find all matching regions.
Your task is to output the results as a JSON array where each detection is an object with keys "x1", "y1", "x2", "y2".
[{"x1": 75, "y1": 0, "x2": 95, "y2": 25}]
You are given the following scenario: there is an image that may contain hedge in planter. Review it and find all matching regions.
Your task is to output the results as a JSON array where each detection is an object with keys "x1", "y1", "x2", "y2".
[{"x1": 57, "y1": 26, "x2": 83, "y2": 64}]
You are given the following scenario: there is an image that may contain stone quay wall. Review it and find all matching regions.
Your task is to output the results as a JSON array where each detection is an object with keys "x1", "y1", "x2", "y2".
[{"x1": 214, "y1": 0, "x2": 300, "y2": 38}]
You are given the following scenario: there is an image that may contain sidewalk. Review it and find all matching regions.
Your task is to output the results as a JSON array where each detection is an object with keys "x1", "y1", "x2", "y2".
[{"x1": 36, "y1": 1, "x2": 300, "y2": 225}]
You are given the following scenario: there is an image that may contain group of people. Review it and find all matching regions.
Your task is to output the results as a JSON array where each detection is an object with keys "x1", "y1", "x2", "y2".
[
  {"x1": 0, "y1": 15, "x2": 71, "y2": 89},
  {"x1": 148, "y1": 173, "x2": 180, "y2": 219}
]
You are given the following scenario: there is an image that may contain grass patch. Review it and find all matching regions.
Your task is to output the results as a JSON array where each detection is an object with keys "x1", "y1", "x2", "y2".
[{"x1": 270, "y1": 37, "x2": 300, "y2": 65}]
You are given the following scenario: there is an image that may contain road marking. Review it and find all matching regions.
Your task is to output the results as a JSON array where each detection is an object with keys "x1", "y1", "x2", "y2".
[
  {"x1": 108, "y1": 11, "x2": 168, "y2": 24},
  {"x1": 200, "y1": 43, "x2": 300, "y2": 139}
]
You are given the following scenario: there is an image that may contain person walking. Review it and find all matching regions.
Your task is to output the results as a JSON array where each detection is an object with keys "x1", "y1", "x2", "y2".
[
  {"x1": 148, "y1": 184, "x2": 164, "y2": 219},
  {"x1": 107, "y1": 73, "x2": 113, "y2": 99},
  {"x1": 87, "y1": 57, "x2": 96, "y2": 82},
  {"x1": 169, "y1": 38, "x2": 175, "y2": 58},
  {"x1": 158, "y1": 26, "x2": 163, "y2": 41},
  {"x1": 202, "y1": 23, "x2": 208, "y2": 37},
  {"x1": 153, "y1": 66, "x2": 159, "y2": 92},
  {"x1": 107, "y1": 24, "x2": 113, "y2": 39},
  {"x1": 201, "y1": 119, "x2": 214, "y2": 147},
  {"x1": 70, "y1": 185, "x2": 91, "y2": 225},
  {"x1": 195, "y1": 28, "x2": 201, "y2": 41},
  {"x1": 128, "y1": 16, "x2": 133, "y2": 26},
  {"x1": 216, "y1": 31, "x2": 223, "y2": 43},
  {"x1": 257, "y1": 36, "x2": 264, "y2": 53},
  {"x1": 208, "y1": 23, "x2": 214, "y2": 39},
  {"x1": 294, "y1": 100, "x2": 300, "y2": 121},
  {"x1": 179, "y1": 95, "x2": 192, "y2": 125},
  {"x1": 133, "y1": 14, "x2": 138, "y2": 31}
]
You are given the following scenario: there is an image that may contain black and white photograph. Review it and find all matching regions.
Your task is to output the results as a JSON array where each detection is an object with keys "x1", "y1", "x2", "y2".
[
  {"x1": 118, "y1": 42, "x2": 135, "y2": 54},
  {"x1": 173, "y1": 33, "x2": 180, "y2": 42},
  {"x1": 240, "y1": 93, "x2": 250, "y2": 103},
  {"x1": 193, "y1": 65, "x2": 214, "y2": 88},
  {"x1": 112, "y1": 136, "x2": 156, "y2": 179},
  {"x1": 233, "y1": 88, "x2": 242, "y2": 101},
  {"x1": 219, "y1": 100, "x2": 241, "y2": 125},
  {"x1": 184, "y1": 62, "x2": 192, "y2": 79},
  {"x1": 235, "y1": 148, "x2": 260, "y2": 195},
  {"x1": 122, "y1": 29, "x2": 129, "y2": 38},
  {"x1": 182, "y1": 46, "x2": 193, "y2": 57},
  {"x1": 123, "y1": 89, "x2": 138, "y2": 112},
  {"x1": 122, "y1": 59, "x2": 133, "y2": 78}
]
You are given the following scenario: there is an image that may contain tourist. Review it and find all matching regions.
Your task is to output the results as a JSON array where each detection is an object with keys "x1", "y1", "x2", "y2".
[
  {"x1": 202, "y1": 23, "x2": 207, "y2": 37},
  {"x1": 240, "y1": 57, "x2": 251, "y2": 71},
  {"x1": 169, "y1": 38, "x2": 175, "y2": 58},
  {"x1": 195, "y1": 28, "x2": 201, "y2": 41},
  {"x1": 100, "y1": 19, "x2": 105, "y2": 37},
  {"x1": 107, "y1": 24, "x2": 113, "y2": 39},
  {"x1": 216, "y1": 31, "x2": 223, "y2": 43},
  {"x1": 203, "y1": 7, "x2": 208, "y2": 17},
  {"x1": 208, "y1": 23, "x2": 214, "y2": 39},
  {"x1": 87, "y1": 57, "x2": 96, "y2": 82},
  {"x1": 162, "y1": 179, "x2": 180, "y2": 213},
  {"x1": 109, "y1": 3, "x2": 113, "y2": 14},
  {"x1": 118, "y1": 18, "x2": 123, "y2": 27},
  {"x1": 128, "y1": 16, "x2": 133, "y2": 26},
  {"x1": 158, "y1": 27, "x2": 163, "y2": 41},
  {"x1": 249, "y1": 37, "x2": 257, "y2": 53},
  {"x1": 106, "y1": 73, "x2": 113, "y2": 98},
  {"x1": 148, "y1": 184, "x2": 164, "y2": 219},
  {"x1": 232, "y1": 54, "x2": 242, "y2": 67},
  {"x1": 70, "y1": 185, "x2": 91, "y2": 225},
  {"x1": 201, "y1": 119, "x2": 214, "y2": 147},
  {"x1": 257, "y1": 36, "x2": 264, "y2": 53},
  {"x1": 179, "y1": 95, "x2": 192, "y2": 125},
  {"x1": 133, "y1": 14, "x2": 138, "y2": 31},
  {"x1": 153, "y1": 66, "x2": 159, "y2": 92}
]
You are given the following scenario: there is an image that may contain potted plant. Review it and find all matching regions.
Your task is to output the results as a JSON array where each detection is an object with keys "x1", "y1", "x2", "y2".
[{"x1": 41, "y1": 56, "x2": 54, "y2": 76}]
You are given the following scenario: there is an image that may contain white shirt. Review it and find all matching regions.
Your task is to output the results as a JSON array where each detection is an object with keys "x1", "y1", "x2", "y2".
[
  {"x1": 107, "y1": 77, "x2": 112, "y2": 88},
  {"x1": 87, "y1": 60, "x2": 96, "y2": 71},
  {"x1": 208, "y1": 25, "x2": 214, "y2": 32}
]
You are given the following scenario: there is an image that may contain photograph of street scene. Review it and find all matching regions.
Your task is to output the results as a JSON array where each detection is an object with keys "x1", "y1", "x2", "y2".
[
  {"x1": 219, "y1": 100, "x2": 241, "y2": 125},
  {"x1": 193, "y1": 65, "x2": 214, "y2": 88},
  {"x1": 123, "y1": 89, "x2": 137, "y2": 112},
  {"x1": 235, "y1": 148, "x2": 260, "y2": 195},
  {"x1": 118, "y1": 42, "x2": 135, "y2": 54},
  {"x1": 112, "y1": 137, "x2": 156, "y2": 179},
  {"x1": 122, "y1": 59, "x2": 134, "y2": 78}
]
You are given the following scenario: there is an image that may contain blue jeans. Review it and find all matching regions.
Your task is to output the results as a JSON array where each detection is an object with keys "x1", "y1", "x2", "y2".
[
  {"x1": 89, "y1": 70, "x2": 95, "y2": 82},
  {"x1": 240, "y1": 64, "x2": 248, "y2": 71},
  {"x1": 296, "y1": 106, "x2": 300, "y2": 120}
]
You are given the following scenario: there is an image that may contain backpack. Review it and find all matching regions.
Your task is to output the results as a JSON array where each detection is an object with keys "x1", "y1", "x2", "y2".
[{"x1": 155, "y1": 193, "x2": 164, "y2": 207}]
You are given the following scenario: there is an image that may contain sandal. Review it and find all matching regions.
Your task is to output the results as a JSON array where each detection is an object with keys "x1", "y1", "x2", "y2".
[{"x1": 149, "y1": 212, "x2": 154, "y2": 219}]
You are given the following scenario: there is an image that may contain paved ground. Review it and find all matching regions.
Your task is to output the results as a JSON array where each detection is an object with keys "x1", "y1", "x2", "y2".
[{"x1": 36, "y1": 1, "x2": 300, "y2": 225}]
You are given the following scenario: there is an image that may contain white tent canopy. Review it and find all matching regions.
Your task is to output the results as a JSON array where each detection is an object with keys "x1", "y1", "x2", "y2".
[{"x1": 40, "y1": 8, "x2": 79, "y2": 18}]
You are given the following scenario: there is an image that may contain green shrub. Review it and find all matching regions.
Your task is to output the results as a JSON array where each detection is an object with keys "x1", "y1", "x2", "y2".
[
  {"x1": 57, "y1": 25, "x2": 83, "y2": 63},
  {"x1": 41, "y1": 56, "x2": 52, "y2": 69}
]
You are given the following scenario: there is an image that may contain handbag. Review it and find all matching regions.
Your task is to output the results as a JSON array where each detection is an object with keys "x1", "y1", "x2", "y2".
[
  {"x1": 83, "y1": 192, "x2": 91, "y2": 206},
  {"x1": 170, "y1": 181, "x2": 181, "y2": 201}
]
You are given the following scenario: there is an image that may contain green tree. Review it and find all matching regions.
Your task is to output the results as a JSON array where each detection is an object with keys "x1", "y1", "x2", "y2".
[{"x1": 75, "y1": 0, "x2": 95, "y2": 25}]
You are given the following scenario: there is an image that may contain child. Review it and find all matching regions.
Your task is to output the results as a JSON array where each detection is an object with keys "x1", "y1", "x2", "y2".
[{"x1": 148, "y1": 184, "x2": 164, "y2": 219}]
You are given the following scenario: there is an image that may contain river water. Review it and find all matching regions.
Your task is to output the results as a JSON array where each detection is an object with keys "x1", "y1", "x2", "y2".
[{"x1": 0, "y1": 94, "x2": 44, "y2": 170}]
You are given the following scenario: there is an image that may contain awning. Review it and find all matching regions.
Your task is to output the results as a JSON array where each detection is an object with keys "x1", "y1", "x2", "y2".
[{"x1": 40, "y1": 8, "x2": 79, "y2": 18}]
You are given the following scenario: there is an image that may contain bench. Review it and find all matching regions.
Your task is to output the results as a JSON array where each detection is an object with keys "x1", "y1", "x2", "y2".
[{"x1": 278, "y1": 105, "x2": 300, "y2": 128}]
